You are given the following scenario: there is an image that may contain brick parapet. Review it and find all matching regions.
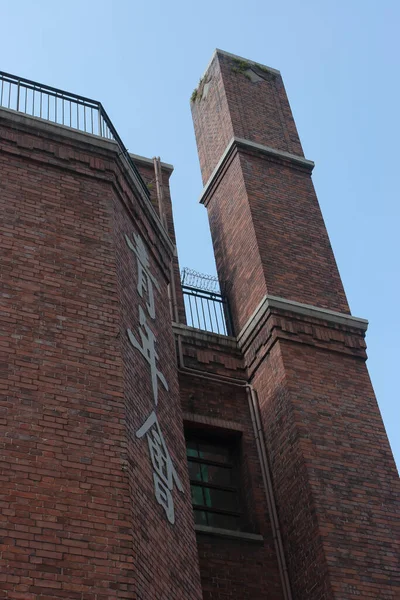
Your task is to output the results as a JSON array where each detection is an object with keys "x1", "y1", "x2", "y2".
[
  {"x1": 0, "y1": 108, "x2": 174, "y2": 275},
  {"x1": 191, "y1": 50, "x2": 305, "y2": 185},
  {"x1": 173, "y1": 323, "x2": 246, "y2": 379}
]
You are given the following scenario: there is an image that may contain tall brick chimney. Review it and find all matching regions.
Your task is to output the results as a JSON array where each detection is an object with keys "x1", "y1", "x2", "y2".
[{"x1": 191, "y1": 49, "x2": 399, "y2": 599}]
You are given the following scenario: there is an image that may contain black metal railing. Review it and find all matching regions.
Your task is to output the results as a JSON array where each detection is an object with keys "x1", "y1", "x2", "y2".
[
  {"x1": 0, "y1": 70, "x2": 149, "y2": 200},
  {"x1": 181, "y1": 268, "x2": 233, "y2": 336}
]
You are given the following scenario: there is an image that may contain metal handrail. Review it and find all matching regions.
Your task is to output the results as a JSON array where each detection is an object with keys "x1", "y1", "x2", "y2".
[
  {"x1": 0, "y1": 70, "x2": 150, "y2": 200},
  {"x1": 180, "y1": 268, "x2": 233, "y2": 335}
]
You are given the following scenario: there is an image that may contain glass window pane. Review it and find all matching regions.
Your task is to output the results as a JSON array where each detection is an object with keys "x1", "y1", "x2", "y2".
[
  {"x1": 188, "y1": 460, "x2": 202, "y2": 482},
  {"x1": 201, "y1": 464, "x2": 232, "y2": 486},
  {"x1": 204, "y1": 487, "x2": 238, "y2": 511},
  {"x1": 194, "y1": 510, "x2": 208, "y2": 526},
  {"x1": 186, "y1": 440, "x2": 198, "y2": 458},
  {"x1": 198, "y1": 442, "x2": 230, "y2": 463},
  {"x1": 191, "y1": 484, "x2": 204, "y2": 507}
]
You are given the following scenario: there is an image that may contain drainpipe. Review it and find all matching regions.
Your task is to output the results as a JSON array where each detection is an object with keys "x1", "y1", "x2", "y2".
[
  {"x1": 153, "y1": 156, "x2": 167, "y2": 229},
  {"x1": 153, "y1": 157, "x2": 179, "y2": 323}
]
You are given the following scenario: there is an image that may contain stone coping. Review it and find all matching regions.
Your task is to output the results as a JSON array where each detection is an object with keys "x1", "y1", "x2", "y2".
[
  {"x1": 172, "y1": 322, "x2": 237, "y2": 348},
  {"x1": 201, "y1": 48, "x2": 281, "y2": 81},
  {"x1": 238, "y1": 294, "x2": 369, "y2": 350},
  {"x1": 130, "y1": 152, "x2": 174, "y2": 173}
]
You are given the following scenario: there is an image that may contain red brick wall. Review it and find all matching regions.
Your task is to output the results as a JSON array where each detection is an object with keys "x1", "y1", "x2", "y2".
[
  {"x1": 0, "y1": 112, "x2": 202, "y2": 599},
  {"x1": 280, "y1": 342, "x2": 399, "y2": 599},
  {"x1": 178, "y1": 331, "x2": 285, "y2": 599},
  {"x1": 191, "y1": 50, "x2": 400, "y2": 600},
  {"x1": 240, "y1": 150, "x2": 349, "y2": 314},
  {"x1": 251, "y1": 332, "x2": 399, "y2": 599},
  {"x1": 191, "y1": 56, "x2": 233, "y2": 185},
  {"x1": 201, "y1": 152, "x2": 267, "y2": 334},
  {"x1": 219, "y1": 53, "x2": 304, "y2": 158}
]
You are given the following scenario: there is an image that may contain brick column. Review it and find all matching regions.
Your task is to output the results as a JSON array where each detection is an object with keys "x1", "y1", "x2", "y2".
[{"x1": 192, "y1": 49, "x2": 399, "y2": 600}]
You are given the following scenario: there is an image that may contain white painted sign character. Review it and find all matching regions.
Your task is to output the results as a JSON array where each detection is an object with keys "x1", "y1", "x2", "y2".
[
  {"x1": 127, "y1": 306, "x2": 168, "y2": 405},
  {"x1": 136, "y1": 411, "x2": 184, "y2": 524},
  {"x1": 125, "y1": 233, "x2": 160, "y2": 319}
]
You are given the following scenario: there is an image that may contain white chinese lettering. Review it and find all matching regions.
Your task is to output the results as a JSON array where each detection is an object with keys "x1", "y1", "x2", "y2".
[
  {"x1": 125, "y1": 233, "x2": 160, "y2": 319},
  {"x1": 127, "y1": 306, "x2": 168, "y2": 405},
  {"x1": 136, "y1": 411, "x2": 184, "y2": 524}
]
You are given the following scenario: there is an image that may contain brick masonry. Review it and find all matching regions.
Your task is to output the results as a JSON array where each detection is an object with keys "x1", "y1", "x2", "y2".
[
  {"x1": 177, "y1": 327, "x2": 285, "y2": 599},
  {"x1": 191, "y1": 49, "x2": 399, "y2": 600},
  {"x1": 0, "y1": 111, "x2": 202, "y2": 599},
  {"x1": 132, "y1": 155, "x2": 186, "y2": 325},
  {"x1": 1, "y1": 51, "x2": 399, "y2": 600}
]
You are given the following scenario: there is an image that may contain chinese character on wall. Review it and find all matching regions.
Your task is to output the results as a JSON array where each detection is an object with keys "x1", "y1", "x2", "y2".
[{"x1": 125, "y1": 231, "x2": 183, "y2": 524}]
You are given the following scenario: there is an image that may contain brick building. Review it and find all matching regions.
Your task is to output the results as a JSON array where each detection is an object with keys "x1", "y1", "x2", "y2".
[{"x1": 0, "y1": 49, "x2": 398, "y2": 599}]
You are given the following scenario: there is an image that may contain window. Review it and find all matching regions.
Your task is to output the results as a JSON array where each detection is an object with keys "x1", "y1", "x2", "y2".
[{"x1": 186, "y1": 435, "x2": 241, "y2": 530}]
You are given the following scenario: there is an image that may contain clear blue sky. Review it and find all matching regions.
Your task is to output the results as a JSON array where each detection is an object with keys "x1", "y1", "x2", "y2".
[{"x1": 1, "y1": 0, "x2": 399, "y2": 468}]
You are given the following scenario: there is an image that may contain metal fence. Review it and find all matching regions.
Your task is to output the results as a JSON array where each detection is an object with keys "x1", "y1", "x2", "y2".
[
  {"x1": 0, "y1": 70, "x2": 149, "y2": 200},
  {"x1": 181, "y1": 268, "x2": 233, "y2": 336}
]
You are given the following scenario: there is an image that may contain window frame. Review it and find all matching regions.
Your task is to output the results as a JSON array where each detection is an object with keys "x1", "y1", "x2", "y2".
[{"x1": 186, "y1": 433, "x2": 242, "y2": 530}]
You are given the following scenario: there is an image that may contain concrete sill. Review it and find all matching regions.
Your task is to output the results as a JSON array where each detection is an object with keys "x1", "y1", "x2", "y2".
[{"x1": 194, "y1": 524, "x2": 263, "y2": 543}]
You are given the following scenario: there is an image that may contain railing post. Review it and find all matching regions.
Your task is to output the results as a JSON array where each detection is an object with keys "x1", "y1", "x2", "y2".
[
  {"x1": 16, "y1": 80, "x2": 20, "y2": 112},
  {"x1": 98, "y1": 108, "x2": 102, "y2": 137}
]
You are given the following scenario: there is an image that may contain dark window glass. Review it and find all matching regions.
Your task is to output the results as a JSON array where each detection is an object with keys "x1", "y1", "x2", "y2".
[
  {"x1": 188, "y1": 461, "x2": 202, "y2": 481},
  {"x1": 198, "y1": 443, "x2": 230, "y2": 463},
  {"x1": 193, "y1": 509, "x2": 208, "y2": 526},
  {"x1": 206, "y1": 488, "x2": 238, "y2": 511},
  {"x1": 201, "y1": 464, "x2": 232, "y2": 487},
  {"x1": 191, "y1": 484, "x2": 205, "y2": 506},
  {"x1": 186, "y1": 440, "x2": 199, "y2": 458},
  {"x1": 186, "y1": 435, "x2": 241, "y2": 531}
]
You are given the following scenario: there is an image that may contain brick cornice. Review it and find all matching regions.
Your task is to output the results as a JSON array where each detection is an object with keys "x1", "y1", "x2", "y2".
[
  {"x1": 237, "y1": 295, "x2": 368, "y2": 370},
  {"x1": 199, "y1": 136, "x2": 315, "y2": 207},
  {"x1": 239, "y1": 295, "x2": 368, "y2": 345},
  {"x1": 0, "y1": 107, "x2": 175, "y2": 259},
  {"x1": 172, "y1": 322, "x2": 237, "y2": 348}
]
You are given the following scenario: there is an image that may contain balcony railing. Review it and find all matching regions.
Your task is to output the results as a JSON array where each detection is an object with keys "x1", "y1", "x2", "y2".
[
  {"x1": 0, "y1": 70, "x2": 149, "y2": 201},
  {"x1": 181, "y1": 268, "x2": 233, "y2": 336}
]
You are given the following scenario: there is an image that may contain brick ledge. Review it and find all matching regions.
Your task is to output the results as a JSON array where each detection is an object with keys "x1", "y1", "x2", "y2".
[
  {"x1": 238, "y1": 294, "x2": 368, "y2": 351},
  {"x1": 195, "y1": 524, "x2": 263, "y2": 543},
  {"x1": 199, "y1": 136, "x2": 314, "y2": 206}
]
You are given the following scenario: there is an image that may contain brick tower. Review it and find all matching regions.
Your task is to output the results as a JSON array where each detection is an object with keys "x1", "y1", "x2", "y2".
[{"x1": 190, "y1": 50, "x2": 399, "y2": 599}]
